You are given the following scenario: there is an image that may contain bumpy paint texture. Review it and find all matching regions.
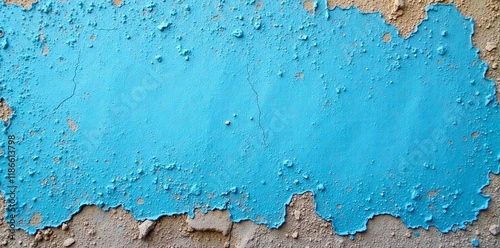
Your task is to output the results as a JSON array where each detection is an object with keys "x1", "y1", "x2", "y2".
[{"x1": 0, "y1": 0, "x2": 499, "y2": 235}]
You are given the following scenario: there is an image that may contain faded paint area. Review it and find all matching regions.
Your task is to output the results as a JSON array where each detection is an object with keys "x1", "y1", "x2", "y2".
[
  {"x1": 67, "y1": 119, "x2": 78, "y2": 132},
  {"x1": 3, "y1": 0, "x2": 38, "y2": 10},
  {"x1": 0, "y1": 99, "x2": 13, "y2": 126},
  {"x1": 112, "y1": 0, "x2": 123, "y2": 7},
  {"x1": 382, "y1": 32, "x2": 392, "y2": 43},
  {"x1": 303, "y1": 0, "x2": 316, "y2": 14},
  {"x1": 29, "y1": 212, "x2": 41, "y2": 226},
  {"x1": 327, "y1": 0, "x2": 447, "y2": 38},
  {"x1": 0, "y1": 1, "x2": 499, "y2": 237}
]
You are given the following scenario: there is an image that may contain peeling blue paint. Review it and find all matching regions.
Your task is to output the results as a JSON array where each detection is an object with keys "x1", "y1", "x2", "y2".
[{"x1": 0, "y1": 1, "x2": 499, "y2": 236}]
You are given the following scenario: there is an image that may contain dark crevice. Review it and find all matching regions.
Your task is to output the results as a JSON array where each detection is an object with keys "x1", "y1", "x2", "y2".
[
  {"x1": 93, "y1": 28, "x2": 118, "y2": 31},
  {"x1": 246, "y1": 65, "x2": 267, "y2": 145},
  {"x1": 54, "y1": 50, "x2": 81, "y2": 111}
]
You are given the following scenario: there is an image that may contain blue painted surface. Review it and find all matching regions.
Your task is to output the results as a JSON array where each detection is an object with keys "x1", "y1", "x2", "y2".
[
  {"x1": 471, "y1": 238, "x2": 480, "y2": 247},
  {"x1": 0, "y1": 1, "x2": 499, "y2": 235}
]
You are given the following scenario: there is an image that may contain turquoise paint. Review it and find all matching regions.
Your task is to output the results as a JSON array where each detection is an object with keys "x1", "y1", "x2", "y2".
[
  {"x1": 471, "y1": 238, "x2": 480, "y2": 247},
  {"x1": 0, "y1": 1, "x2": 499, "y2": 235}
]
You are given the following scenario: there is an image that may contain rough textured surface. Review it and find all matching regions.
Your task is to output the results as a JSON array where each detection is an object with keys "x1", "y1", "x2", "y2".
[
  {"x1": 186, "y1": 210, "x2": 233, "y2": 236},
  {"x1": 2, "y1": 0, "x2": 499, "y2": 235},
  {"x1": 327, "y1": 0, "x2": 500, "y2": 100},
  {"x1": 0, "y1": 179, "x2": 498, "y2": 247},
  {"x1": 0, "y1": 0, "x2": 499, "y2": 247}
]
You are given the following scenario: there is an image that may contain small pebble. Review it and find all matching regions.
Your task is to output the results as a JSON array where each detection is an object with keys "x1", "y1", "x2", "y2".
[
  {"x1": 62, "y1": 223, "x2": 69, "y2": 231},
  {"x1": 225, "y1": 120, "x2": 230, "y2": 125},
  {"x1": 489, "y1": 224, "x2": 500, "y2": 236},
  {"x1": 43, "y1": 229, "x2": 53, "y2": 236},
  {"x1": 485, "y1": 42, "x2": 497, "y2": 52},
  {"x1": 138, "y1": 220, "x2": 156, "y2": 239},
  {"x1": 63, "y1": 238, "x2": 75, "y2": 247},
  {"x1": 292, "y1": 231, "x2": 299, "y2": 239},
  {"x1": 34, "y1": 233, "x2": 43, "y2": 242},
  {"x1": 294, "y1": 210, "x2": 301, "y2": 221},
  {"x1": 394, "y1": 0, "x2": 405, "y2": 10}
]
